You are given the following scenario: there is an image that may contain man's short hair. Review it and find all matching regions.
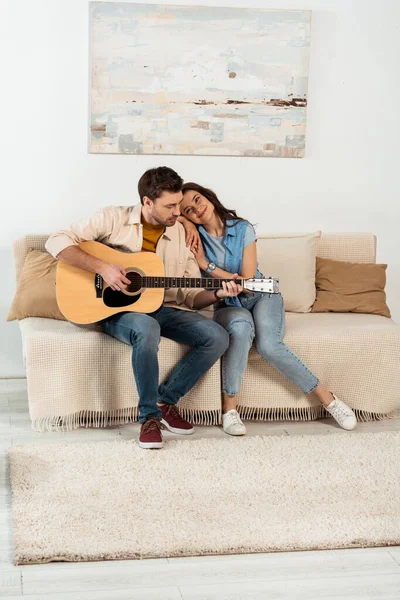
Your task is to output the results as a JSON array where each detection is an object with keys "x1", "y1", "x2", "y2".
[{"x1": 138, "y1": 167, "x2": 183, "y2": 204}]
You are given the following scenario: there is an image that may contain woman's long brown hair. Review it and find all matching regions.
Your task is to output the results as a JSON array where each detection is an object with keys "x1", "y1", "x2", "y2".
[{"x1": 181, "y1": 182, "x2": 246, "y2": 227}]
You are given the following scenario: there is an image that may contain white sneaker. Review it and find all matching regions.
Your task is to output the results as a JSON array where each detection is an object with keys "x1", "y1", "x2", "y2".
[
  {"x1": 324, "y1": 394, "x2": 357, "y2": 430},
  {"x1": 222, "y1": 410, "x2": 247, "y2": 436}
]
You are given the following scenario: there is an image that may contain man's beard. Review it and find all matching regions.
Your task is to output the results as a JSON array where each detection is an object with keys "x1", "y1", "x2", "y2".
[{"x1": 151, "y1": 210, "x2": 177, "y2": 227}]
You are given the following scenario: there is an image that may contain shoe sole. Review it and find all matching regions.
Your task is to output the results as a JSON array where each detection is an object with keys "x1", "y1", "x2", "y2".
[
  {"x1": 341, "y1": 422, "x2": 357, "y2": 431},
  {"x1": 326, "y1": 416, "x2": 357, "y2": 431},
  {"x1": 139, "y1": 441, "x2": 164, "y2": 449},
  {"x1": 161, "y1": 419, "x2": 195, "y2": 435}
]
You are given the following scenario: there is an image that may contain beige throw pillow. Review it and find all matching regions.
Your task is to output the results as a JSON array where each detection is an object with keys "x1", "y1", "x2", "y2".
[
  {"x1": 256, "y1": 232, "x2": 321, "y2": 312},
  {"x1": 8, "y1": 249, "x2": 66, "y2": 321}
]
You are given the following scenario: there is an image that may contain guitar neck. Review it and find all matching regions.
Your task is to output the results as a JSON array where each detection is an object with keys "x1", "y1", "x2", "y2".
[{"x1": 141, "y1": 277, "x2": 242, "y2": 289}]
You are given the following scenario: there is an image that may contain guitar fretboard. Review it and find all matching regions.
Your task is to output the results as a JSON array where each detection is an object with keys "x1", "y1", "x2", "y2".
[{"x1": 139, "y1": 277, "x2": 242, "y2": 289}]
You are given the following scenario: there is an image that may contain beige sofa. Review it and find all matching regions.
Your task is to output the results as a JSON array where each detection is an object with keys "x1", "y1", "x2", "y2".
[{"x1": 13, "y1": 233, "x2": 400, "y2": 431}]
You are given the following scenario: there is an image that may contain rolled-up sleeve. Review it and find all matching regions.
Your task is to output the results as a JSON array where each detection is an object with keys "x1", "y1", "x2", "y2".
[{"x1": 45, "y1": 207, "x2": 114, "y2": 258}]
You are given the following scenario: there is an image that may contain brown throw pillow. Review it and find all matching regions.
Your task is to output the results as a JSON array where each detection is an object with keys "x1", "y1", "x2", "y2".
[
  {"x1": 8, "y1": 249, "x2": 66, "y2": 321},
  {"x1": 311, "y1": 257, "x2": 391, "y2": 318}
]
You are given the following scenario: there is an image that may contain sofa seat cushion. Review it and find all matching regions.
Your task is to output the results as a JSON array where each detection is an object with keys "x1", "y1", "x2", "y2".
[
  {"x1": 19, "y1": 317, "x2": 221, "y2": 430},
  {"x1": 238, "y1": 313, "x2": 400, "y2": 419}
]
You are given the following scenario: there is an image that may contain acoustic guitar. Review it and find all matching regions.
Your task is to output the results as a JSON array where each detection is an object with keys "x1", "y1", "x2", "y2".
[{"x1": 56, "y1": 241, "x2": 280, "y2": 324}]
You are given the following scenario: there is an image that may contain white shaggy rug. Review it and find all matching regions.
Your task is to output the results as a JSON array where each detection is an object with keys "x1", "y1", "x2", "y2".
[{"x1": 8, "y1": 431, "x2": 400, "y2": 565}]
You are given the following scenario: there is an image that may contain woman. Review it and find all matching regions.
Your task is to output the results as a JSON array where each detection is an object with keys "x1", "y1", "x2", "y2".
[{"x1": 179, "y1": 182, "x2": 357, "y2": 436}]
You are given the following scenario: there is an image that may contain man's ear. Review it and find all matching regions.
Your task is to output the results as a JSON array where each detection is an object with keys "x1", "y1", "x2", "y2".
[{"x1": 142, "y1": 196, "x2": 153, "y2": 208}]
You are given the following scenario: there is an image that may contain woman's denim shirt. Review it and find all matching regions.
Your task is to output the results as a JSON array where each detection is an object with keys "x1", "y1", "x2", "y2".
[{"x1": 198, "y1": 219, "x2": 262, "y2": 308}]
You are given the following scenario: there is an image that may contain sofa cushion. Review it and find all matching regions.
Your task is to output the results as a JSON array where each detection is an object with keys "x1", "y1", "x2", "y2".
[
  {"x1": 8, "y1": 249, "x2": 66, "y2": 322},
  {"x1": 18, "y1": 311, "x2": 400, "y2": 430},
  {"x1": 256, "y1": 231, "x2": 321, "y2": 313},
  {"x1": 311, "y1": 257, "x2": 391, "y2": 318},
  {"x1": 18, "y1": 317, "x2": 222, "y2": 430},
  {"x1": 238, "y1": 312, "x2": 400, "y2": 418}
]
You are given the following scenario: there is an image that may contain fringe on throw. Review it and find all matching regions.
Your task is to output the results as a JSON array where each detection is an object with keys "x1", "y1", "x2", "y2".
[
  {"x1": 180, "y1": 407, "x2": 221, "y2": 426},
  {"x1": 31, "y1": 404, "x2": 398, "y2": 432},
  {"x1": 236, "y1": 404, "x2": 399, "y2": 424},
  {"x1": 31, "y1": 407, "x2": 222, "y2": 432},
  {"x1": 31, "y1": 407, "x2": 139, "y2": 432},
  {"x1": 353, "y1": 408, "x2": 399, "y2": 423}
]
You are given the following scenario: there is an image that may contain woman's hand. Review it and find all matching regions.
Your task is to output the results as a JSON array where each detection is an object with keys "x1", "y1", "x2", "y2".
[
  {"x1": 192, "y1": 238, "x2": 208, "y2": 271},
  {"x1": 215, "y1": 275, "x2": 243, "y2": 299},
  {"x1": 186, "y1": 225, "x2": 201, "y2": 252},
  {"x1": 180, "y1": 216, "x2": 201, "y2": 251}
]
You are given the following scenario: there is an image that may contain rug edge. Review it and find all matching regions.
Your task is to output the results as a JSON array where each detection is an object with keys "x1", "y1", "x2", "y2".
[{"x1": 15, "y1": 538, "x2": 400, "y2": 566}]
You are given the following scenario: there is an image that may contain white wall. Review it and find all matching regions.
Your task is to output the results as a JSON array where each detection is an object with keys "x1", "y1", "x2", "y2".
[{"x1": 1, "y1": 0, "x2": 399, "y2": 377}]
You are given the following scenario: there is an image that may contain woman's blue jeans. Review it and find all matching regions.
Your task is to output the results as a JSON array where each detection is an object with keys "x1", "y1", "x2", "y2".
[
  {"x1": 214, "y1": 293, "x2": 320, "y2": 396},
  {"x1": 103, "y1": 307, "x2": 229, "y2": 423}
]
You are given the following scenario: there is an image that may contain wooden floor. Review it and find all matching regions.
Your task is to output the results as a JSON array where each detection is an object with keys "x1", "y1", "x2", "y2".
[{"x1": 1, "y1": 378, "x2": 399, "y2": 599}]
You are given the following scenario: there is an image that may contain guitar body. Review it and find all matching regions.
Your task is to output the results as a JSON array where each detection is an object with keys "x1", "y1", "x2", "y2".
[
  {"x1": 56, "y1": 241, "x2": 165, "y2": 324},
  {"x1": 56, "y1": 241, "x2": 279, "y2": 325}
]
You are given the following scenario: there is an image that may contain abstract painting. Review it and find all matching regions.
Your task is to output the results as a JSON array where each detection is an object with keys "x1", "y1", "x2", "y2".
[{"x1": 90, "y1": 3, "x2": 311, "y2": 157}]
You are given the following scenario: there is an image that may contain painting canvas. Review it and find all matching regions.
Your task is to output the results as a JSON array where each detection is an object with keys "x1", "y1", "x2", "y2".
[{"x1": 90, "y1": 3, "x2": 311, "y2": 157}]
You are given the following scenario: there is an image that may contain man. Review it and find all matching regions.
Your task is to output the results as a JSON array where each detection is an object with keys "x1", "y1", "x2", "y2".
[{"x1": 46, "y1": 167, "x2": 241, "y2": 449}]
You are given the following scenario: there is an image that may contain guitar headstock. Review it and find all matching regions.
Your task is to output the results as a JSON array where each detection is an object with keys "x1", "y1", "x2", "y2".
[{"x1": 243, "y1": 277, "x2": 280, "y2": 294}]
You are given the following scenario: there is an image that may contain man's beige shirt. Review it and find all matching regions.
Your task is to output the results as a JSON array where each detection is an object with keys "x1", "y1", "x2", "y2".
[{"x1": 45, "y1": 203, "x2": 204, "y2": 310}]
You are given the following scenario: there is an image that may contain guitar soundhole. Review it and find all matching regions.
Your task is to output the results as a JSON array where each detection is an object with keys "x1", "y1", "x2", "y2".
[
  {"x1": 102, "y1": 269, "x2": 144, "y2": 308},
  {"x1": 126, "y1": 271, "x2": 143, "y2": 294}
]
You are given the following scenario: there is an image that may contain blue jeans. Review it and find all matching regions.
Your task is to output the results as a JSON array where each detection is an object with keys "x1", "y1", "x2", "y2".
[
  {"x1": 102, "y1": 307, "x2": 229, "y2": 423},
  {"x1": 214, "y1": 293, "x2": 320, "y2": 396}
]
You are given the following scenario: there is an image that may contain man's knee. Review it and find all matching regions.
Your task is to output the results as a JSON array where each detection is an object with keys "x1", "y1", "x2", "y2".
[
  {"x1": 133, "y1": 315, "x2": 160, "y2": 344},
  {"x1": 115, "y1": 313, "x2": 160, "y2": 346},
  {"x1": 205, "y1": 321, "x2": 229, "y2": 353}
]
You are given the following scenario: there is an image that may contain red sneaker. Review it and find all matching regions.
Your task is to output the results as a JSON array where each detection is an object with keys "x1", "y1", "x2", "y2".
[
  {"x1": 139, "y1": 418, "x2": 164, "y2": 449},
  {"x1": 160, "y1": 404, "x2": 194, "y2": 435}
]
